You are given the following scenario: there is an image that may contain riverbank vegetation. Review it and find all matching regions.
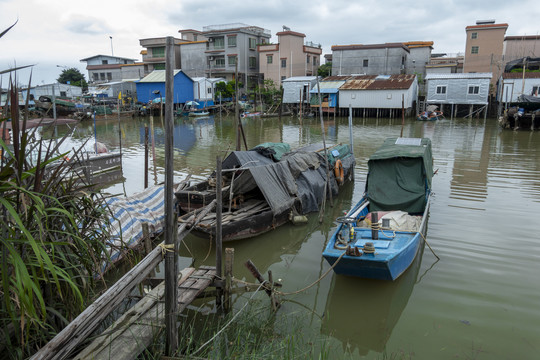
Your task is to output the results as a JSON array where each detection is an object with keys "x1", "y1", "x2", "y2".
[{"x1": 1, "y1": 23, "x2": 114, "y2": 357}]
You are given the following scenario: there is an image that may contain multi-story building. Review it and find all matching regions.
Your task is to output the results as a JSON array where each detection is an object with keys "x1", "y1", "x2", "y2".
[
  {"x1": 331, "y1": 43, "x2": 410, "y2": 76},
  {"x1": 201, "y1": 23, "x2": 271, "y2": 88},
  {"x1": 139, "y1": 37, "x2": 183, "y2": 74},
  {"x1": 503, "y1": 35, "x2": 540, "y2": 62},
  {"x1": 258, "y1": 29, "x2": 322, "y2": 87},
  {"x1": 80, "y1": 55, "x2": 139, "y2": 84},
  {"x1": 426, "y1": 54, "x2": 464, "y2": 75},
  {"x1": 463, "y1": 20, "x2": 508, "y2": 81},
  {"x1": 403, "y1": 41, "x2": 433, "y2": 78}
]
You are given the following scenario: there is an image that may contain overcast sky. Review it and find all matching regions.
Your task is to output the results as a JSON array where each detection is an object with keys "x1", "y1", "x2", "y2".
[{"x1": 2, "y1": 0, "x2": 539, "y2": 86}]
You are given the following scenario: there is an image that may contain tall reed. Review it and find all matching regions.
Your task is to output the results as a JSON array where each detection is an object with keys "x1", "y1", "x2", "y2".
[{"x1": 1, "y1": 77, "x2": 113, "y2": 357}]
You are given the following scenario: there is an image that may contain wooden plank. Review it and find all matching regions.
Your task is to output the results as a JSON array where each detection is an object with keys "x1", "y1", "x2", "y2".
[
  {"x1": 74, "y1": 268, "x2": 196, "y2": 360},
  {"x1": 32, "y1": 201, "x2": 217, "y2": 360}
]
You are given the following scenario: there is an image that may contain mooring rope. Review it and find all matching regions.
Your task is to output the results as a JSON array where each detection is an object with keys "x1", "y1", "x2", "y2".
[
  {"x1": 157, "y1": 243, "x2": 175, "y2": 255},
  {"x1": 419, "y1": 232, "x2": 440, "y2": 260},
  {"x1": 190, "y1": 282, "x2": 266, "y2": 357},
  {"x1": 276, "y1": 251, "x2": 347, "y2": 296}
]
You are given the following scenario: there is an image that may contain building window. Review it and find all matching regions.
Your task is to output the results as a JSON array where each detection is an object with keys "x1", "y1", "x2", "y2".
[
  {"x1": 102, "y1": 60, "x2": 108, "y2": 65},
  {"x1": 93, "y1": 73, "x2": 99, "y2": 81},
  {"x1": 249, "y1": 56, "x2": 257, "y2": 69},
  {"x1": 363, "y1": 59, "x2": 368, "y2": 67},
  {"x1": 249, "y1": 38, "x2": 257, "y2": 49},
  {"x1": 107, "y1": 73, "x2": 112, "y2": 80},
  {"x1": 194, "y1": 35, "x2": 198, "y2": 41},
  {"x1": 100, "y1": 73, "x2": 105, "y2": 80},
  {"x1": 436, "y1": 85, "x2": 447, "y2": 94},
  {"x1": 154, "y1": 63, "x2": 165, "y2": 70},
  {"x1": 471, "y1": 32, "x2": 478, "y2": 39},
  {"x1": 468, "y1": 86, "x2": 479, "y2": 94},
  {"x1": 207, "y1": 87, "x2": 212, "y2": 94},
  {"x1": 228, "y1": 36, "x2": 236, "y2": 47},
  {"x1": 214, "y1": 37, "x2": 225, "y2": 49},
  {"x1": 281, "y1": 59, "x2": 287, "y2": 68},
  {"x1": 228, "y1": 56, "x2": 237, "y2": 66},
  {"x1": 267, "y1": 55, "x2": 273, "y2": 64},
  {"x1": 307, "y1": 55, "x2": 310, "y2": 64},
  {"x1": 152, "y1": 47, "x2": 165, "y2": 57},
  {"x1": 215, "y1": 57, "x2": 225, "y2": 67},
  {"x1": 281, "y1": 76, "x2": 286, "y2": 81},
  {"x1": 471, "y1": 46, "x2": 479, "y2": 54}
]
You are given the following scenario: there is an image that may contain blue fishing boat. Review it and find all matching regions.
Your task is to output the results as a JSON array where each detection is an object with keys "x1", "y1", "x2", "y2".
[{"x1": 323, "y1": 137, "x2": 433, "y2": 280}]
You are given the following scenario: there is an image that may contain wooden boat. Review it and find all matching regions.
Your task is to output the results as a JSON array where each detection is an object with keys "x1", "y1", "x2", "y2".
[
  {"x1": 240, "y1": 111, "x2": 261, "y2": 118},
  {"x1": 177, "y1": 142, "x2": 355, "y2": 241},
  {"x1": 188, "y1": 110, "x2": 210, "y2": 117},
  {"x1": 417, "y1": 110, "x2": 444, "y2": 121},
  {"x1": 323, "y1": 137, "x2": 433, "y2": 280}
]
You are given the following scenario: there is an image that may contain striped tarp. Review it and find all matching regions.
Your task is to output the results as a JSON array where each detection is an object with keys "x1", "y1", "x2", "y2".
[{"x1": 100, "y1": 185, "x2": 167, "y2": 274}]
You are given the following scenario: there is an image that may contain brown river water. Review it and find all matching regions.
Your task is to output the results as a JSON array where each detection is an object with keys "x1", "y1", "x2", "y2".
[{"x1": 53, "y1": 113, "x2": 540, "y2": 359}]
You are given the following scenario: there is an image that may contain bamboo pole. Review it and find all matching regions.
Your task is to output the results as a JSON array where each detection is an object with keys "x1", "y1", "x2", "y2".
[
  {"x1": 215, "y1": 156, "x2": 223, "y2": 308},
  {"x1": 164, "y1": 36, "x2": 177, "y2": 356},
  {"x1": 144, "y1": 126, "x2": 149, "y2": 189},
  {"x1": 316, "y1": 76, "x2": 332, "y2": 223},
  {"x1": 224, "y1": 248, "x2": 234, "y2": 313}
]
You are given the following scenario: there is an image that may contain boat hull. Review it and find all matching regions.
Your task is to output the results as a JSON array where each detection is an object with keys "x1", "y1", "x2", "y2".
[
  {"x1": 323, "y1": 195, "x2": 430, "y2": 281},
  {"x1": 190, "y1": 208, "x2": 290, "y2": 242}
]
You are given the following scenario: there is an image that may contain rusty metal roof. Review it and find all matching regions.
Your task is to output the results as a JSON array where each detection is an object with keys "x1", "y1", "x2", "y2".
[
  {"x1": 339, "y1": 74, "x2": 416, "y2": 90},
  {"x1": 322, "y1": 75, "x2": 354, "y2": 81}
]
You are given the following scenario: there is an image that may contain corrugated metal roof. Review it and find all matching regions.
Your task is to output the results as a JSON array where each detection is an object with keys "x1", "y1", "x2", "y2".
[
  {"x1": 322, "y1": 76, "x2": 353, "y2": 81},
  {"x1": 339, "y1": 74, "x2": 416, "y2": 90},
  {"x1": 425, "y1": 73, "x2": 492, "y2": 80},
  {"x1": 310, "y1": 81, "x2": 346, "y2": 93},
  {"x1": 139, "y1": 70, "x2": 184, "y2": 83},
  {"x1": 282, "y1": 76, "x2": 318, "y2": 82}
]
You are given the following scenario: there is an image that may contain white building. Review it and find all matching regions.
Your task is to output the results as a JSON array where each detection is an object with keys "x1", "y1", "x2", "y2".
[
  {"x1": 282, "y1": 76, "x2": 318, "y2": 104},
  {"x1": 338, "y1": 74, "x2": 418, "y2": 113}
]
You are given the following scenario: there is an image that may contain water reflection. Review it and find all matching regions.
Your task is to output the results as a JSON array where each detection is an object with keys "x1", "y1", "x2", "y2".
[{"x1": 322, "y1": 245, "x2": 424, "y2": 356}]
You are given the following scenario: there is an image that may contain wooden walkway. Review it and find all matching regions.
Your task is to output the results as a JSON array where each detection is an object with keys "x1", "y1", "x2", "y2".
[{"x1": 75, "y1": 266, "x2": 217, "y2": 360}]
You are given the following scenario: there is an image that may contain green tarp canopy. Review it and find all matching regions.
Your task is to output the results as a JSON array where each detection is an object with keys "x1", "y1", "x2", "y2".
[{"x1": 366, "y1": 137, "x2": 433, "y2": 214}]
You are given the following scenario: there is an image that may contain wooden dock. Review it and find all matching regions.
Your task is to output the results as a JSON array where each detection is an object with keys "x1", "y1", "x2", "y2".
[{"x1": 75, "y1": 266, "x2": 217, "y2": 360}]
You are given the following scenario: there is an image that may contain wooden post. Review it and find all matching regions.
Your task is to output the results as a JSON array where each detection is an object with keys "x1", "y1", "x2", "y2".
[
  {"x1": 278, "y1": 87, "x2": 284, "y2": 123},
  {"x1": 235, "y1": 62, "x2": 240, "y2": 151},
  {"x1": 144, "y1": 126, "x2": 149, "y2": 189},
  {"x1": 400, "y1": 94, "x2": 405, "y2": 138},
  {"x1": 224, "y1": 248, "x2": 234, "y2": 313},
  {"x1": 245, "y1": 260, "x2": 280, "y2": 310},
  {"x1": 215, "y1": 156, "x2": 223, "y2": 308},
  {"x1": 164, "y1": 36, "x2": 177, "y2": 356},
  {"x1": 316, "y1": 76, "x2": 333, "y2": 223},
  {"x1": 348, "y1": 104, "x2": 354, "y2": 158}
]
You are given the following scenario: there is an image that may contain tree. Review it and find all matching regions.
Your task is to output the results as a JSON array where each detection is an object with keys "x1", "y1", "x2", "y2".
[
  {"x1": 215, "y1": 80, "x2": 235, "y2": 100},
  {"x1": 318, "y1": 62, "x2": 332, "y2": 78},
  {"x1": 57, "y1": 68, "x2": 88, "y2": 91}
]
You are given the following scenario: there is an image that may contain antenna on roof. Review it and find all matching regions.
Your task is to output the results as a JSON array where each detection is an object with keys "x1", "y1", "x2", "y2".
[{"x1": 282, "y1": 25, "x2": 290, "y2": 31}]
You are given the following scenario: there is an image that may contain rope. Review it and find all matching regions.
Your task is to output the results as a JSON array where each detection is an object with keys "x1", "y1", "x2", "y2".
[
  {"x1": 157, "y1": 243, "x2": 175, "y2": 256},
  {"x1": 419, "y1": 232, "x2": 440, "y2": 260},
  {"x1": 190, "y1": 282, "x2": 266, "y2": 356},
  {"x1": 276, "y1": 252, "x2": 346, "y2": 296}
]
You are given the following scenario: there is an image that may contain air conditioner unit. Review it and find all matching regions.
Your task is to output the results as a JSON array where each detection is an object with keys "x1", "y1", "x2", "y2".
[{"x1": 209, "y1": 56, "x2": 215, "y2": 61}]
